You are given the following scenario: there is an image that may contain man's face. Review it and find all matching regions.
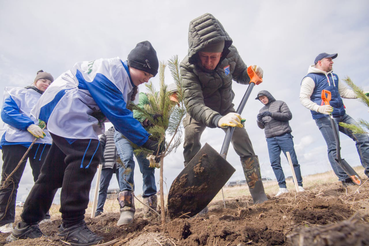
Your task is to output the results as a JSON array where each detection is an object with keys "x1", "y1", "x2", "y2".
[
  {"x1": 259, "y1": 95, "x2": 269, "y2": 105},
  {"x1": 198, "y1": 52, "x2": 222, "y2": 70},
  {"x1": 129, "y1": 67, "x2": 153, "y2": 86},
  {"x1": 318, "y1": 57, "x2": 334, "y2": 72}
]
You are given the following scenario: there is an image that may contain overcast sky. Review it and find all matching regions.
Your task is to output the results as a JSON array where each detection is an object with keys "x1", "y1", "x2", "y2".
[{"x1": 1, "y1": 0, "x2": 369, "y2": 204}]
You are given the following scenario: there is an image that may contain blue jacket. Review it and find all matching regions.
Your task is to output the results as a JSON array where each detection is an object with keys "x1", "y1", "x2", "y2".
[
  {"x1": 31, "y1": 58, "x2": 150, "y2": 146},
  {"x1": 1, "y1": 86, "x2": 52, "y2": 148},
  {"x1": 304, "y1": 71, "x2": 345, "y2": 119}
]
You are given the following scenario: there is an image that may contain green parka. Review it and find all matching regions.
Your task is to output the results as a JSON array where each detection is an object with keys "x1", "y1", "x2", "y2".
[{"x1": 180, "y1": 13, "x2": 251, "y2": 128}]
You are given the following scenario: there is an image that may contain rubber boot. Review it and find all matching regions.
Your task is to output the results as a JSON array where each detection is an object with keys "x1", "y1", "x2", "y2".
[
  {"x1": 117, "y1": 191, "x2": 135, "y2": 226},
  {"x1": 143, "y1": 194, "x2": 157, "y2": 219},
  {"x1": 242, "y1": 156, "x2": 268, "y2": 204}
]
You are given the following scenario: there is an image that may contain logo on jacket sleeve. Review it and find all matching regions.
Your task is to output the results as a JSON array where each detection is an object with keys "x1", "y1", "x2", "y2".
[{"x1": 224, "y1": 65, "x2": 230, "y2": 75}]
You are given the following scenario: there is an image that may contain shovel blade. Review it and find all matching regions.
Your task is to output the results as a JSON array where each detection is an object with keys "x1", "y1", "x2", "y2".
[
  {"x1": 167, "y1": 143, "x2": 235, "y2": 219},
  {"x1": 335, "y1": 158, "x2": 362, "y2": 185}
]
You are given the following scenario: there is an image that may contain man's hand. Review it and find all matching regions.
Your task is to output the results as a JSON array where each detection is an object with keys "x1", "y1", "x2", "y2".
[
  {"x1": 142, "y1": 138, "x2": 162, "y2": 156},
  {"x1": 317, "y1": 105, "x2": 333, "y2": 115},
  {"x1": 252, "y1": 65, "x2": 263, "y2": 79},
  {"x1": 27, "y1": 124, "x2": 45, "y2": 138},
  {"x1": 261, "y1": 111, "x2": 272, "y2": 117},
  {"x1": 257, "y1": 111, "x2": 272, "y2": 122},
  {"x1": 218, "y1": 113, "x2": 243, "y2": 128},
  {"x1": 257, "y1": 113, "x2": 263, "y2": 122},
  {"x1": 142, "y1": 119, "x2": 153, "y2": 127}
]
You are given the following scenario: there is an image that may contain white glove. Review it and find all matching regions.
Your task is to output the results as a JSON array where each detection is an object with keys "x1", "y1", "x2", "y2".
[
  {"x1": 218, "y1": 113, "x2": 243, "y2": 128},
  {"x1": 27, "y1": 124, "x2": 45, "y2": 138},
  {"x1": 251, "y1": 65, "x2": 263, "y2": 79},
  {"x1": 317, "y1": 105, "x2": 333, "y2": 115}
]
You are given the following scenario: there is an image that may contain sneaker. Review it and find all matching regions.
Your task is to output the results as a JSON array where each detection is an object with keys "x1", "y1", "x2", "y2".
[
  {"x1": 94, "y1": 211, "x2": 102, "y2": 217},
  {"x1": 342, "y1": 178, "x2": 356, "y2": 187},
  {"x1": 6, "y1": 222, "x2": 43, "y2": 242},
  {"x1": 298, "y1": 186, "x2": 305, "y2": 192},
  {"x1": 0, "y1": 223, "x2": 13, "y2": 233},
  {"x1": 275, "y1": 188, "x2": 289, "y2": 197},
  {"x1": 58, "y1": 221, "x2": 103, "y2": 246}
]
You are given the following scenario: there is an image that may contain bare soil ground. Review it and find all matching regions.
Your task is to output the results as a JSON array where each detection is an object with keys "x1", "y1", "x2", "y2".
[{"x1": 1, "y1": 175, "x2": 369, "y2": 245}]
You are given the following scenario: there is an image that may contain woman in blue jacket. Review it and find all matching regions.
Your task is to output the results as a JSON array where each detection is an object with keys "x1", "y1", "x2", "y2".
[{"x1": 0, "y1": 70, "x2": 53, "y2": 233}]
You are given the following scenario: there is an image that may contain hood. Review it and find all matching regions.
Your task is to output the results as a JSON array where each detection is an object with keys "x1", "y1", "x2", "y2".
[
  {"x1": 187, "y1": 13, "x2": 233, "y2": 64},
  {"x1": 307, "y1": 65, "x2": 336, "y2": 86},
  {"x1": 255, "y1": 90, "x2": 275, "y2": 105}
]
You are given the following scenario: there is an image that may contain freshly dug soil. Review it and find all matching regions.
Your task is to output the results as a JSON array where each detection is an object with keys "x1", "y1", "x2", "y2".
[{"x1": 1, "y1": 180, "x2": 369, "y2": 245}]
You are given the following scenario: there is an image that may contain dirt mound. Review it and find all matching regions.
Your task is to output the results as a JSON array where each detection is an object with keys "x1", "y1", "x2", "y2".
[{"x1": 1, "y1": 181, "x2": 369, "y2": 246}]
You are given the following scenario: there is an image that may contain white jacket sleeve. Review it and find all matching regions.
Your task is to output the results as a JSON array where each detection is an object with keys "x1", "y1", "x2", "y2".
[
  {"x1": 338, "y1": 80, "x2": 357, "y2": 99},
  {"x1": 299, "y1": 77, "x2": 320, "y2": 112}
]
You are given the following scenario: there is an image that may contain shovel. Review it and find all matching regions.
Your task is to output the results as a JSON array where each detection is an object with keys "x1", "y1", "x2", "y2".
[
  {"x1": 321, "y1": 90, "x2": 362, "y2": 185},
  {"x1": 167, "y1": 66, "x2": 262, "y2": 219}
]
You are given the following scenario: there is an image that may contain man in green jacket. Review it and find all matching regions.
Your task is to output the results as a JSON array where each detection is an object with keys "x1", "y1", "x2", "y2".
[{"x1": 180, "y1": 13, "x2": 268, "y2": 204}]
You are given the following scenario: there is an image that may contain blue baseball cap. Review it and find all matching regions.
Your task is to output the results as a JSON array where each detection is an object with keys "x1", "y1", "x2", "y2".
[{"x1": 314, "y1": 53, "x2": 338, "y2": 64}]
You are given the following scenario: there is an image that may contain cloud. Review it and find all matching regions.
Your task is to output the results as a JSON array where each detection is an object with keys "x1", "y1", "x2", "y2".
[{"x1": 1, "y1": 0, "x2": 369, "y2": 203}]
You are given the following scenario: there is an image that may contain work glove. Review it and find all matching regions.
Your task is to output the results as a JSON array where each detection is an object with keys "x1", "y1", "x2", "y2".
[
  {"x1": 142, "y1": 138, "x2": 163, "y2": 157},
  {"x1": 317, "y1": 105, "x2": 333, "y2": 115},
  {"x1": 218, "y1": 113, "x2": 243, "y2": 128},
  {"x1": 261, "y1": 111, "x2": 272, "y2": 117},
  {"x1": 142, "y1": 119, "x2": 154, "y2": 127},
  {"x1": 257, "y1": 113, "x2": 263, "y2": 122},
  {"x1": 251, "y1": 65, "x2": 263, "y2": 79},
  {"x1": 27, "y1": 124, "x2": 45, "y2": 138},
  {"x1": 147, "y1": 154, "x2": 160, "y2": 168}
]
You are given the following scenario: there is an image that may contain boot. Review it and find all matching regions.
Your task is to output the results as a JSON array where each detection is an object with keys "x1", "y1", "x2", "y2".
[
  {"x1": 242, "y1": 156, "x2": 268, "y2": 204},
  {"x1": 117, "y1": 191, "x2": 135, "y2": 226},
  {"x1": 143, "y1": 194, "x2": 157, "y2": 219}
]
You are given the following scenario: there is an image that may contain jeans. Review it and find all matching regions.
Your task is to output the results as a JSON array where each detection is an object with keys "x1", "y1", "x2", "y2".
[
  {"x1": 315, "y1": 114, "x2": 369, "y2": 181},
  {"x1": 96, "y1": 165, "x2": 120, "y2": 213},
  {"x1": 266, "y1": 133, "x2": 303, "y2": 188},
  {"x1": 114, "y1": 131, "x2": 157, "y2": 198}
]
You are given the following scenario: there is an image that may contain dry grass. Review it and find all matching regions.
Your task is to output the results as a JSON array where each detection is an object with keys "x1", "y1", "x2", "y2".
[{"x1": 19, "y1": 166, "x2": 365, "y2": 217}]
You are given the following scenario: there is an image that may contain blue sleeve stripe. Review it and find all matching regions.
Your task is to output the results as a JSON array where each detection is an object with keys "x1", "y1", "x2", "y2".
[
  {"x1": 1, "y1": 96, "x2": 34, "y2": 130},
  {"x1": 75, "y1": 70, "x2": 149, "y2": 146},
  {"x1": 39, "y1": 89, "x2": 67, "y2": 123}
]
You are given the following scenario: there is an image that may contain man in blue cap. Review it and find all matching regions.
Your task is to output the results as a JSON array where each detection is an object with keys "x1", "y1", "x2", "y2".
[{"x1": 300, "y1": 52, "x2": 369, "y2": 186}]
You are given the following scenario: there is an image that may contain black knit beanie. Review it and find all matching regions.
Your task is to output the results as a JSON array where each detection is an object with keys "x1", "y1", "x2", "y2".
[
  {"x1": 128, "y1": 41, "x2": 159, "y2": 76},
  {"x1": 34, "y1": 70, "x2": 54, "y2": 84}
]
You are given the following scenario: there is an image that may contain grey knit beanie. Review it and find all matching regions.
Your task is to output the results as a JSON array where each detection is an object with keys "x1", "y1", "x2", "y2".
[{"x1": 34, "y1": 70, "x2": 54, "y2": 84}]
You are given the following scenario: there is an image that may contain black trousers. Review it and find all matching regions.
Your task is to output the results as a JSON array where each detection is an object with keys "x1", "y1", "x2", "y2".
[
  {"x1": 0, "y1": 144, "x2": 50, "y2": 226},
  {"x1": 21, "y1": 134, "x2": 101, "y2": 227}
]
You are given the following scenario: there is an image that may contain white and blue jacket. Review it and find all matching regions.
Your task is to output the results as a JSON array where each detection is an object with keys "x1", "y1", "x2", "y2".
[
  {"x1": 31, "y1": 57, "x2": 149, "y2": 146},
  {"x1": 1, "y1": 86, "x2": 52, "y2": 148}
]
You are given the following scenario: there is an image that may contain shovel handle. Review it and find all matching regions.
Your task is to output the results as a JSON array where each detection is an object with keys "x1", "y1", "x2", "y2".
[
  {"x1": 220, "y1": 82, "x2": 256, "y2": 158},
  {"x1": 321, "y1": 89, "x2": 331, "y2": 106}
]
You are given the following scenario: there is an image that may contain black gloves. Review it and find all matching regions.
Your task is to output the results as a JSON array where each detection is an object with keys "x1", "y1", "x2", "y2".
[
  {"x1": 257, "y1": 113, "x2": 263, "y2": 122},
  {"x1": 141, "y1": 114, "x2": 163, "y2": 128},
  {"x1": 142, "y1": 138, "x2": 165, "y2": 157},
  {"x1": 257, "y1": 111, "x2": 272, "y2": 122},
  {"x1": 142, "y1": 119, "x2": 154, "y2": 127},
  {"x1": 262, "y1": 111, "x2": 272, "y2": 117}
]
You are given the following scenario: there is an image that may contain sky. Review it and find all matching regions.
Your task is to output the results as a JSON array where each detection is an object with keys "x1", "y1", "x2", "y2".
[{"x1": 0, "y1": 0, "x2": 369, "y2": 204}]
